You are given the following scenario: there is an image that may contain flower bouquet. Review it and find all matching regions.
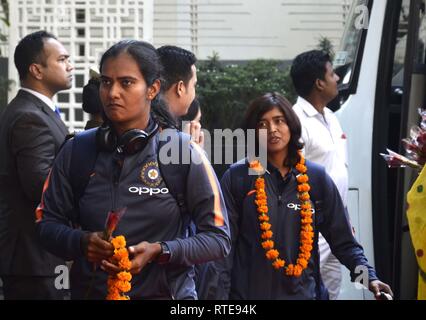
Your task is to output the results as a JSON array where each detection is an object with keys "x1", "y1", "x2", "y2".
[
  {"x1": 103, "y1": 208, "x2": 132, "y2": 300},
  {"x1": 380, "y1": 108, "x2": 426, "y2": 170}
]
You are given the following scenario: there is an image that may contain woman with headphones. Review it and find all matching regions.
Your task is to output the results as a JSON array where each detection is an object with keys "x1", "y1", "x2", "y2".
[{"x1": 36, "y1": 40, "x2": 231, "y2": 300}]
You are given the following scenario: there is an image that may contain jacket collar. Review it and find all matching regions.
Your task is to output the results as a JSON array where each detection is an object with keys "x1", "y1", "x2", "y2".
[{"x1": 17, "y1": 89, "x2": 69, "y2": 136}]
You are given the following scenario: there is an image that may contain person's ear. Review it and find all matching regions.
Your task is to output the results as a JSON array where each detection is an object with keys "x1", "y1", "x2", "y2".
[
  {"x1": 315, "y1": 78, "x2": 325, "y2": 92},
  {"x1": 147, "y1": 79, "x2": 161, "y2": 101},
  {"x1": 176, "y1": 80, "x2": 185, "y2": 97},
  {"x1": 29, "y1": 63, "x2": 43, "y2": 80}
]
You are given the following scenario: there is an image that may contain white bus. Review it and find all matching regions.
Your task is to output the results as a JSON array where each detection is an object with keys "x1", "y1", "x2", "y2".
[{"x1": 333, "y1": 0, "x2": 424, "y2": 299}]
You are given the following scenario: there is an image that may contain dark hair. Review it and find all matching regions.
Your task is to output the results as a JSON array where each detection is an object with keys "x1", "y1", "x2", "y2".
[
  {"x1": 100, "y1": 40, "x2": 171, "y2": 128},
  {"x1": 244, "y1": 92, "x2": 303, "y2": 167},
  {"x1": 150, "y1": 96, "x2": 178, "y2": 129},
  {"x1": 14, "y1": 31, "x2": 57, "y2": 81},
  {"x1": 180, "y1": 98, "x2": 200, "y2": 122},
  {"x1": 157, "y1": 45, "x2": 196, "y2": 91},
  {"x1": 82, "y1": 78, "x2": 102, "y2": 115},
  {"x1": 290, "y1": 50, "x2": 331, "y2": 98},
  {"x1": 99, "y1": 40, "x2": 162, "y2": 87}
]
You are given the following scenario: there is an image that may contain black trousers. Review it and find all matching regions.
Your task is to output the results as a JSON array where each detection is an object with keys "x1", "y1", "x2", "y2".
[{"x1": 1, "y1": 275, "x2": 66, "y2": 300}]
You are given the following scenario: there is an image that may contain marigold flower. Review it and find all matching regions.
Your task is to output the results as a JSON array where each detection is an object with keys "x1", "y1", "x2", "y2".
[
  {"x1": 297, "y1": 258, "x2": 308, "y2": 269},
  {"x1": 285, "y1": 264, "x2": 294, "y2": 276},
  {"x1": 293, "y1": 265, "x2": 303, "y2": 277},
  {"x1": 297, "y1": 184, "x2": 311, "y2": 193},
  {"x1": 300, "y1": 231, "x2": 314, "y2": 241},
  {"x1": 250, "y1": 161, "x2": 265, "y2": 174},
  {"x1": 115, "y1": 280, "x2": 131, "y2": 293},
  {"x1": 305, "y1": 253, "x2": 311, "y2": 260},
  {"x1": 258, "y1": 214, "x2": 270, "y2": 222},
  {"x1": 106, "y1": 292, "x2": 121, "y2": 300},
  {"x1": 261, "y1": 230, "x2": 273, "y2": 239},
  {"x1": 272, "y1": 259, "x2": 285, "y2": 269},
  {"x1": 301, "y1": 202, "x2": 311, "y2": 210},
  {"x1": 300, "y1": 210, "x2": 312, "y2": 218},
  {"x1": 297, "y1": 174, "x2": 309, "y2": 183},
  {"x1": 301, "y1": 217, "x2": 313, "y2": 224},
  {"x1": 260, "y1": 222, "x2": 272, "y2": 231},
  {"x1": 113, "y1": 247, "x2": 128, "y2": 260},
  {"x1": 111, "y1": 235, "x2": 126, "y2": 249},
  {"x1": 256, "y1": 193, "x2": 267, "y2": 201},
  {"x1": 117, "y1": 271, "x2": 132, "y2": 282},
  {"x1": 257, "y1": 206, "x2": 268, "y2": 214},
  {"x1": 302, "y1": 224, "x2": 314, "y2": 232},
  {"x1": 255, "y1": 177, "x2": 265, "y2": 188},
  {"x1": 107, "y1": 281, "x2": 120, "y2": 293},
  {"x1": 299, "y1": 193, "x2": 310, "y2": 201},
  {"x1": 301, "y1": 244, "x2": 313, "y2": 252},
  {"x1": 255, "y1": 199, "x2": 267, "y2": 207},
  {"x1": 295, "y1": 163, "x2": 307, "y2": 173},
  {"x1": 261, "y1": 240, "x2": 274, "y2": 250},
  {"x1": 119, "y1": 258, "x2": 132, "y2": 270},
  {"x1": 265, "y1": 249, "x2": 279, "y2": 260}
]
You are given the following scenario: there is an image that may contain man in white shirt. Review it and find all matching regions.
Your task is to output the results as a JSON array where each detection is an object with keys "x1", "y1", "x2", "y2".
[
  {"x1": 291, "y1": 50, "x2": 348, "y2": 300},
  {"x1": 0, "y1": 31, "x2": 73, "y2": 299}
]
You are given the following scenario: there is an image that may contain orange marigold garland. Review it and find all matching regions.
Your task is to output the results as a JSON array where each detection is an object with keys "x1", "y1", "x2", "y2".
[
  {"x1": 106, "y1": 235, "x2": 132, "y2": 300},
  {"x1": 253, "y1": 153, "x2": 314, "y2": 277}
]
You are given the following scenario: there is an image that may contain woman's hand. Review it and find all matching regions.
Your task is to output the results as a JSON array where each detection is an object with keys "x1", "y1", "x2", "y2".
[
  {"x1": 183, "y1": 121, "x2": 204, "y2": 148},
  {"x1": 369, "y1": 280, "x2": 394, "y2": 300},
  {"x1": 81, "y1": 231, "x2": 114, "y2": 263},
  {"x1": 100, "y1": 241, "x2": 161, "y2": 275}
]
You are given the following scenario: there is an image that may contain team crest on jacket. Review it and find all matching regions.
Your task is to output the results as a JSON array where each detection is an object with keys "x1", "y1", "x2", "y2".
[{"x1": 140, "y1": 161, "x2": 162, "y2": 187}]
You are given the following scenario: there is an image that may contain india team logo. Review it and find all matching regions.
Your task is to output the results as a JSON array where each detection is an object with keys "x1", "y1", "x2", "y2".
[{"x1": 140, "y1": 161, "x2": 162, "y2": 188}]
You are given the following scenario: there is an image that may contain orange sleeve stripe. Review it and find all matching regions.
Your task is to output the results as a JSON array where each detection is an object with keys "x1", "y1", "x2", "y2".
[
  {"x1": 247, "y1": 190, "x2": 256, "y2": 197},
  {"x1": 35, "y1": 169, "x2": 52, "y2": 223},
  {"x1": 193, "y1": 143, "x2": 225, "y2": 227}
]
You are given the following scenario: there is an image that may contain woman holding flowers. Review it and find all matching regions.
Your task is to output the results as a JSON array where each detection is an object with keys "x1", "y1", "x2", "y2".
[
  {"x1": 35, "y1": 40, "x2": 230, "y2": 300},
  {"x1": 218, "y1": 92, "x2": 392, "y2": 300}
]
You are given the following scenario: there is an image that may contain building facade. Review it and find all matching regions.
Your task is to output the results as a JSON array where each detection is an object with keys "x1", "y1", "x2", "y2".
[
  {"x1": 6, "y1": 0, "x2": 350, "y2": 130},
  {"x1": 154, "y1": 0, "x2": 350, "y2": 60}
]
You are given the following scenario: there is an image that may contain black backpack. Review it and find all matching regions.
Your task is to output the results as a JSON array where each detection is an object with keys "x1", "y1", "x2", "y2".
[{"x1": 229, "y1": 160, "x2": 329, "y2": 300}]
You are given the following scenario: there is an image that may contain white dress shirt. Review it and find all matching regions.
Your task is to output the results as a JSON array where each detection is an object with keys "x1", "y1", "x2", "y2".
[{"x1": 293, "y1": 96, "x2": 348, "y2": 206}]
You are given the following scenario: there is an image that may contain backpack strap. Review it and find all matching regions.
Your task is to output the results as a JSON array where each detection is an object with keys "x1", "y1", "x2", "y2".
[
  {"x1": 229, "y1": 159, "x2": 256, "y2": 230},
  {"x1": 69, "y1": 128, "x2": 99, "y2": 223},
  {"x1": 157, "y1": 131, "x2": 191, "y2": 235}
]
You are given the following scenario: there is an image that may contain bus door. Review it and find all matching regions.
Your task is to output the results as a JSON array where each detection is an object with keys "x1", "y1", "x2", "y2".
[{"x1": 373, "y1": 0, "x2": 425, "y2": 299}]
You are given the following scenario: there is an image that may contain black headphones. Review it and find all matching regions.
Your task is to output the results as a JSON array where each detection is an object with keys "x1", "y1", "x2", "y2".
[{"x1": 96, "y1": 122, "x2": 159, "y2": 155}]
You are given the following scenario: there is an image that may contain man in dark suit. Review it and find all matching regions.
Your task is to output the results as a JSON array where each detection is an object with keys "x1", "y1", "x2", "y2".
[{"x1": 0, "y1": 31, "x2": 73, "y2": 299}]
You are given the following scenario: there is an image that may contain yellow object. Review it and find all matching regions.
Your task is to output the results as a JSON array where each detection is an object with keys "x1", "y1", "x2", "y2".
[{"x1": 407, "y1": 166, "x2": 426, "y2": 300}]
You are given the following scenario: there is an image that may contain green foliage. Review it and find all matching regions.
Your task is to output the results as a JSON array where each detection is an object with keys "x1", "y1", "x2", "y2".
[
  {"x1": 196, "y1": 57, "x2": 296, "y2": 131},
  {"x1": 317, "y1": 36, "x2": 335, "y2": 61}
]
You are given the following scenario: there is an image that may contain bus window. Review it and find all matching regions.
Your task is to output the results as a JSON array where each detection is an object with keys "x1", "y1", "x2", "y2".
[
  {"x1": 414, "y1": 1, "x2": 426, "y2": 65},
  {"x1": 332, "y1": 0, "x2": 372, "y2": 109},
  {"x1": 391, "y1": 0, "x2": 410, "y2": 101}
]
